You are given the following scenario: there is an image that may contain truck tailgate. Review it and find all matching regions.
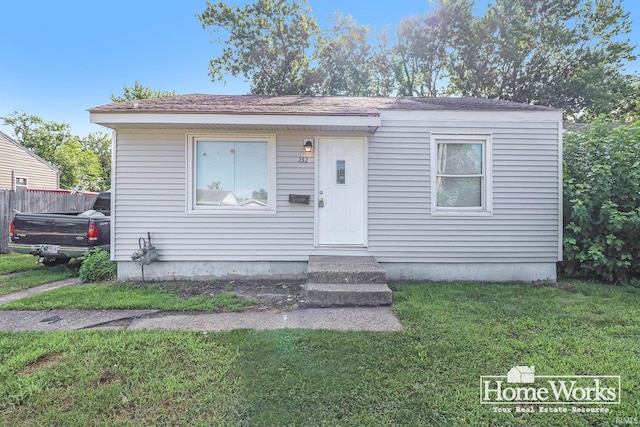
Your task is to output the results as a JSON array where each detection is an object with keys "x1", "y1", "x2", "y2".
[{"x1": 12, "y1": 214, "x2": 91, "y2": 246}]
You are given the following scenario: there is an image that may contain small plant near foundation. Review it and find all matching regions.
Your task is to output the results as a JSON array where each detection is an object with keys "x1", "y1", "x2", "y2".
[{"x1": 79, "y1": 248, "x2": 116, "y2": 282}]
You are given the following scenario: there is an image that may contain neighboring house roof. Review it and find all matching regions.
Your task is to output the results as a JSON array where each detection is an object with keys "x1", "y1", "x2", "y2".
[
  {"x1": 563, "y1": 122, "x2": 589, "y2": 132},
  {"x1": 563, "y1": 122, "x2": 623, "y2": 132},
  {"x1": 196, "y1": 189, "x2": 238, "y2": 206},
  {"x1": 0, "y1": 130, "x2": 59, "y2": 173},
  {"x1": 89, "y1": 94, "x2": 558, "y2": 116},
  {"x1": 239, "y1": 199, "x2": 267, "y2": 207}
]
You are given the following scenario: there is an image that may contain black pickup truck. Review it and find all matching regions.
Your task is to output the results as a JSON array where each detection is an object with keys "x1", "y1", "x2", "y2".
[{"x1": 8, "y1": 192, "x2": 111, "y2": 266}]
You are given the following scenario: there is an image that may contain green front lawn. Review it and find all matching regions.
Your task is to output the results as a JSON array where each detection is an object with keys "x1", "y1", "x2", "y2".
[
  {"x1": 0, "y1": 254, "x2": 251, "y2": 312},
  {"x1": 0, "y1": 262, "x2": 77, "y2": 297},
  {"x1": 1, "y1": 283, "x2": 253, "y2": 312},
  {"x1": 1, "y1": 280, "x2": 639, "y2": 426},
  {"x1": 0, "y1": 254, "x2": 41, "y2": 275}
]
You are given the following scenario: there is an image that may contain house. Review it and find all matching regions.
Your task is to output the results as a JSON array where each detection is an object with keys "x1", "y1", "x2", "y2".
[
  {"x1": 196, "y1": 189, "x2": 238, "y2": 206},
  {"x1": 507, "y1": 366, "x2": 535, "y2": 384},
  {"x1": 0, "y1": 130, "x2": 59, "y2": 190},
  {"x1": 89, "y1": 95, "x2": 562, "y2": 283}
]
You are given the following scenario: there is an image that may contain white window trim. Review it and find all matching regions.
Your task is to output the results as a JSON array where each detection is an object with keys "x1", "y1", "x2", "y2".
[
  {"x1": 14, "y1": 176, "x2": 28, "y2": 191},
  {"x1": 186, "y1": 133, "x2": 277, "y2": 215},
  {"x1": 430, "y1": 133, "x2": 493, "y2": 216}
]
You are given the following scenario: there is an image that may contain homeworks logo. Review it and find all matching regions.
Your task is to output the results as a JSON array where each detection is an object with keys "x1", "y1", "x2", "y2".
[{"x1": 480, "y1": 366, "x2": 621, "y2": 405}]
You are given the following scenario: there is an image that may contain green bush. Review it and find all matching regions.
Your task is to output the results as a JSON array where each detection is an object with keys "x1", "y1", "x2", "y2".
[
  {"x1": 561, "y1": 120, "x2": 640, "y2": 284},
  {"x1": 79, "y1": 248, "x2": 117, "y2": 282}
]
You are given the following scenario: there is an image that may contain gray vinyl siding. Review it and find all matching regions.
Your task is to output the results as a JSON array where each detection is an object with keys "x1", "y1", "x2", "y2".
[
  {"x1": 0, "y1": 134, "x2": 58, "y2": 190},
  {"x1": 113, "y1": 110, "x2": 560, "y2": 264},
  {"x1": 112, "y1": 129, "x2": 316, "y2": 262},
  {"x1": 367, "y1": 113, "x2": 560, "y2": 263}
]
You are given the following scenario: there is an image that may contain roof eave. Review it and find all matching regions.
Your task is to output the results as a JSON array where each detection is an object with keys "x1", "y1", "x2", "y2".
[{"x1": 90, "y1": 112, "x2": 381, "y2": 133}]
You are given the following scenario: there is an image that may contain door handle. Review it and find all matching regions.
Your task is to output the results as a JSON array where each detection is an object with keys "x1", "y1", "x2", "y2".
[{"x1": 318, "y1": 197, "x2": 324, "y2": 208}]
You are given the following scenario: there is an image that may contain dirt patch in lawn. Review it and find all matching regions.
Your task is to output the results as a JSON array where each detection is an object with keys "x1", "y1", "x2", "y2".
[
  {"x1": 22, "y1": 352, "x2": 64, "y2": 375},
  {"x1": 552, "y1": 281, "x2": 574, "y2": 291},
  {"x1": 138, "y1": 279, "x2": 306, "y2": 312},
  {"x1": 541, "y1": 280, "x2": 575, "y2": 293}
]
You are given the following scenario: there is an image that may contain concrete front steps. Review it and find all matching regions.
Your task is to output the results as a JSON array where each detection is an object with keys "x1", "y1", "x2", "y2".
[{"x1": 304, "y1": 256, "x2": 393, "y2": 307}]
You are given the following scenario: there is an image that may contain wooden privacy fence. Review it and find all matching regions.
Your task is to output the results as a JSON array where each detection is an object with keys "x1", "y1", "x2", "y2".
[{"x1": 0, "y1": 190, "x2": 97, "y2": 254}]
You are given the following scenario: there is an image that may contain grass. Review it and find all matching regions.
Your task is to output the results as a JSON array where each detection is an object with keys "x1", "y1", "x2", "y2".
[
  {"x1": 1, "y1": 280, "x2": 640, "y2": 426},
  {"x1": 0, "y1": 254, "x2": 251, "y2": 312},
  {"x1": 0, "y1": 262, "x2": 78, "y2": 297},
  {"x1": 1, "y1": 283, "x2": 254, "y2": 312},
  {"x1": 0, "y1": 331, "x2": 243, "y2": 426},
  {"x1": 0, "y1": 254, "x2": 42, "y2": 275}
]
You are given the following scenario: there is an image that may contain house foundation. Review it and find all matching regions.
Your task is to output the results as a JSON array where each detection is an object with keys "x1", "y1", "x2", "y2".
[{"x1": 117, "y1": 260, "x2": 556, "y2": 284}]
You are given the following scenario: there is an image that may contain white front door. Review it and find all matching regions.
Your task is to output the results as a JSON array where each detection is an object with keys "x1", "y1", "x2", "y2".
[{"x1": 317, "y1": 137, "x2": 366, "y2": 246}]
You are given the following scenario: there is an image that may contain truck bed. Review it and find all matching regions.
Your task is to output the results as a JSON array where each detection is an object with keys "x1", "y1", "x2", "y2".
[
  {"x1": 12, "y1": 213, "x2": 97, "y2": 246},
  {"x1": 8, "y1": 192, "x2": 111, "y2": 263}
]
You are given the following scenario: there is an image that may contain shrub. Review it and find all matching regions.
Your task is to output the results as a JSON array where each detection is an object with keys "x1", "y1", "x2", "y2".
[
  {"x1": 79, "y1": 248, "x2": 117, "y2": 282},
  {"x1": 561, "y1": 120, "x2": 640, "y2": 283}
]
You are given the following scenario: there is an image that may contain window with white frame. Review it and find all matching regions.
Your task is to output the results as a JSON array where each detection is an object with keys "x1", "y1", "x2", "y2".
[
  {"x1": 187, "y1": 134, "x2": 276, "y2": 212},
  {"x1": 430, "y1": 134, "x2": 492, "y2": 215},
  {"x1": 14, "y1": 176, "x2": 28, "y2": 191}
]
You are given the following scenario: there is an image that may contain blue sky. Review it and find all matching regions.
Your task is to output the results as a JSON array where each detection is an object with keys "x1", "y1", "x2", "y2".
[{"x1": 1, "y1": 0, "x2": 639, "y2": 139}]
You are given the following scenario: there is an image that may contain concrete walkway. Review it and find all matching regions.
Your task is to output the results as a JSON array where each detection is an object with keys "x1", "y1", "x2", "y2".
[
  {"x1": 0, "y1": 307, "x2": 403, "y2": 332},
  {"x1": 0, "y1": 278, "x2": 403, "y2": 332}
]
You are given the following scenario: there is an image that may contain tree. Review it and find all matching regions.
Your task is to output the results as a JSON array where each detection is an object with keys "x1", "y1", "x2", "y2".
[
  {"x1": 198, "y1": 0, "x2": 637, "y2": 118},
  {"x1": 1, "y1": 111, "x2": 107, "y2": 191},
  {"x1": 609, "y1": 81, "x2": 640, "y2": 123},
  {"x1": 562, "y1": 120, "x2": 640, "y2": 283},
  {"x1": 82, "y1": 131, "x2": 112, "y2": 190},
  {"x1": 314, "y1": 13, "x2": 393, "y2": 96},
  {"x1": 50, "y1": 139, "x2": 103, "y2": 191},
  {"x1": 252, "y1": 188, "x2": 268, "y2": 200},
  {"x1": 198, "y1": 0, "x2": 319, "y2": 95},
  {"x1": 447, "y1": 0, "x2": 637, "y2": 119},
  {"x1": 394, "y1": 0, "x2": 473, "y2": 97},
  {"x1": 110, "y1": 81, "x2": 176, "y2": 103},
  {"x1": 1, "y1": 111, "x2": 72, "y2": 160}
]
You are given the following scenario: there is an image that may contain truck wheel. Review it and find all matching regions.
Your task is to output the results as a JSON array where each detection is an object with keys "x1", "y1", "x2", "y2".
[{"x1": 42, "y1": 258, "x2": 70, "y2": 267}]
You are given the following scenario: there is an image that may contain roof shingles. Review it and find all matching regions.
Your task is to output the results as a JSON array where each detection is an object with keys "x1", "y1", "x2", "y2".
[{"x1": 89, "y1": 94, "x2": 557, "y2": 116}]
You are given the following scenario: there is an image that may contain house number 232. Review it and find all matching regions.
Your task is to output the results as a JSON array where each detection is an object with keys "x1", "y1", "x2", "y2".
[{"x1": 298, "y1": 157, "x2": 308, "y2": 163}]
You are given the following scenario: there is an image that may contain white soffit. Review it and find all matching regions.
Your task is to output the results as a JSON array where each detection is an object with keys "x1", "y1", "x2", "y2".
[{"x1": 90, "y1": 112, "x2": 381, "y2": 132}]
